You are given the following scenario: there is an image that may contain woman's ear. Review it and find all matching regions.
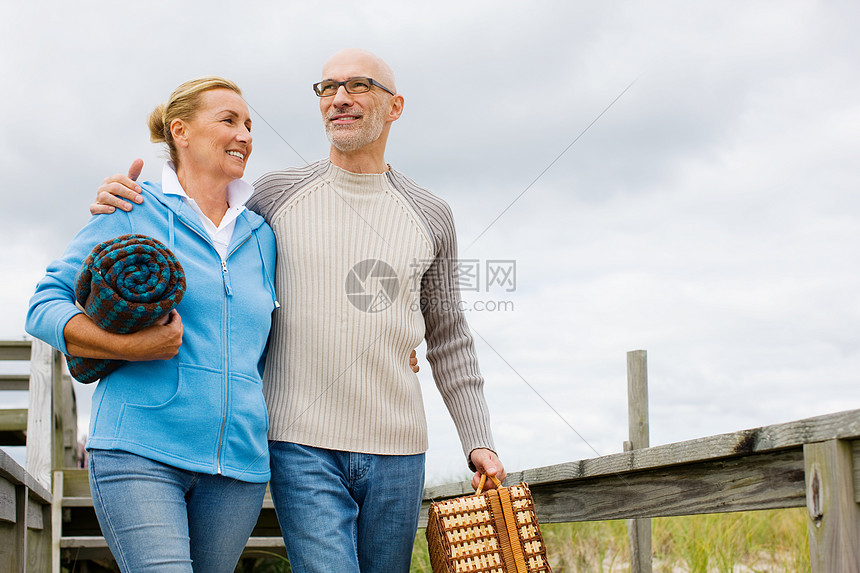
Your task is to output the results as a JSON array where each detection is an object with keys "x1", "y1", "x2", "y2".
[{"x1": 170, "y1": 119, "x2": 189, "y2": 148}]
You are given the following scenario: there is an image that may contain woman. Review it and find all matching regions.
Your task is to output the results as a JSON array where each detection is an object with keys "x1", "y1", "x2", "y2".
[{"x1": 26, "y1": 77, "x2": 277, "y2": 572}]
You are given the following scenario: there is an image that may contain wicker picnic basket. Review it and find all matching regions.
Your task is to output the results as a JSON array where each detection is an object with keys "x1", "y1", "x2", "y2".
[{"x1": 426, "y1": 474, "x2": 552, "y2": 573}]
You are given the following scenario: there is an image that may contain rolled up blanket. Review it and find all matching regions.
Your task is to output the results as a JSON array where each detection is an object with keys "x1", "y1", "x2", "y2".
[{"x1": 67, "y1": 234, "x2": 186, "y2": 383}]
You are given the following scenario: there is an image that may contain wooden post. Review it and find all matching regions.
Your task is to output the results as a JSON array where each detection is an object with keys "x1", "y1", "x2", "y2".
[
  {"x1": 626, "y1": 350, "x2": 652, "y2": 573},
  {"x1": 59, "y1": 371, "x2": 78, "y2": 468},
  {"x1": 26, "y1": 340, "x2": 54, "y2": 490},
  {"x1": 15, "y1": 485, "x2": 27, "y2": 573},
  {"x1": 51, "y1": 471, "x2": 63, "y2": 573},
  {"x1": 804, "y1": 439, "x2": 860, "y2": 571}
]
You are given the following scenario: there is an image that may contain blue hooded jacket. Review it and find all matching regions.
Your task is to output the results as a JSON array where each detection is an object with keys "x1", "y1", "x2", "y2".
[{"x1": 26, "y1": 181, "x2": 278, "y2": 482}]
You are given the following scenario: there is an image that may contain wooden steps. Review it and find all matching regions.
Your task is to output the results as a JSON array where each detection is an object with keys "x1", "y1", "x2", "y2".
[
  {"x1": 54, "y1": 468, "x2": 287, "y2": 565},
  {"x1": 0, "y1": 341, "x2": 32, "y2": 446}
]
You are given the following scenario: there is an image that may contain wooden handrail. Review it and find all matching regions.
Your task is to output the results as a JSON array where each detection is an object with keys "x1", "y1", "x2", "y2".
[{"x1": 421, "y1": 408, "x2": 860, "y2": 570}]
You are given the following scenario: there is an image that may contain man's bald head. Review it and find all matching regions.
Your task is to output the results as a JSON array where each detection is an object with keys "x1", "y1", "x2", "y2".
[{"x1": 321, "y1": 48, "x2": 397, "y2": 93}]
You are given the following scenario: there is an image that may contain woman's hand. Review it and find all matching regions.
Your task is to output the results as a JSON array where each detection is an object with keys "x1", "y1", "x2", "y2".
[
  {"x1": 64, "y1": 310, "x2": 183, "y2": 361},
  {"x1": 122, "y1": 310, "x2": 184, "y2": 360}
]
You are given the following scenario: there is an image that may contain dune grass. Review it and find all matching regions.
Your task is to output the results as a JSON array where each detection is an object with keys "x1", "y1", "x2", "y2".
[{"x1": 411, "y1": 508, "x2": 810, "y2": 572}]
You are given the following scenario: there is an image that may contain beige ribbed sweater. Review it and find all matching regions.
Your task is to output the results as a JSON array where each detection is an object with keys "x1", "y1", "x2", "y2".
[{"x1": 248, "y1": 160, "x2": 494, "y2": 459}]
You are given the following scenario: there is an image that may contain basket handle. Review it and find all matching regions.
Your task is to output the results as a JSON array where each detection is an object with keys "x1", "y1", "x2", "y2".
[{"x1": 475, "y1": 473, "x2": 503, "y2": 495}]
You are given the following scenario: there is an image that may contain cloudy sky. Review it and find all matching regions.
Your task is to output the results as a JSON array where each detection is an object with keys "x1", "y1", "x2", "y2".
[{"x1": 2, "y1": 1, "x2": 859, "y2": 483}]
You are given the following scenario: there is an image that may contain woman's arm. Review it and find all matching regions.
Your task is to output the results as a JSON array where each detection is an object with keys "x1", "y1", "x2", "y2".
[
  {"x1": 63, "y1": 310, "x2": 183, "y2": 361},
  {"x1": 27, "y1": 194, "x2": 180, "y2": 362}
]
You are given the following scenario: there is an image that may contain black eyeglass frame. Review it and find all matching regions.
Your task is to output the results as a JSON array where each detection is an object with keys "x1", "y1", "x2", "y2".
[{"x1": 312, "y1": 77, "x2": 395, "y2": 97}]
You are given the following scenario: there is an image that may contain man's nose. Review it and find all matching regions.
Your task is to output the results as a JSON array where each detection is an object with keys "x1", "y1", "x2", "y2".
[{"x1": 331, "y1": 85, "x2": 354, "y2": 106}]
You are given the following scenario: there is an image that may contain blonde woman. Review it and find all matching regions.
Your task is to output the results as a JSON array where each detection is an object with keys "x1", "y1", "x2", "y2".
[{"x1": 27, "y1": 77, "x2": 277, "y2": 572}]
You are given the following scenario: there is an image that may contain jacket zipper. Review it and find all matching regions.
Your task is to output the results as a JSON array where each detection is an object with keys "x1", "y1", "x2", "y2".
[
  {"x1": 213, "y1": 237, "x2": 250, "y2": 474},
  {"x1": 215, "y1": 259, "x2": 228, "y2": 474},
  {"x1": 170, "y1": 209, "x2": 256, "y2": 475}
]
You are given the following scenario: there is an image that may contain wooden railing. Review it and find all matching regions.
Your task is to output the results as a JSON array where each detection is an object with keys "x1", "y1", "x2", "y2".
[
  {"x1": 0, "y1": 448, "x2": 52, "y2": 571},
  {"x1": 420, "y1": 408, "x2": 860, "y2": 570},
  {"x1": 0, "y1": 339, "x2": 78, "y2": 572}
]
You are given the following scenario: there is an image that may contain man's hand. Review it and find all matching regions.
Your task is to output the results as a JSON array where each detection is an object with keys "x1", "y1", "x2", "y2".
[
  {"x1": 469, "y1": 448, "x2": 507, "y2": 490},
  {"x1": 90, "y1": 159, "x2": 145, "y2": 215}
]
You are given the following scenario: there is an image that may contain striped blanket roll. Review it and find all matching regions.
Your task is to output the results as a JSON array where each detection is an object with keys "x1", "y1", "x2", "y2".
[{"x1": 67, "y1": 234, "x2": 186, "y2": 383}]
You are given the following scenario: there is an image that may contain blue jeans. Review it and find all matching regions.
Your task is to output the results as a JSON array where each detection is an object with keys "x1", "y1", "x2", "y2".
[
  {"x1": 89, "y1": 449, "x2": 267, "y2": 572},
  {"x1": 268, "y1": 442, "x2": 425, "y2": 573}
]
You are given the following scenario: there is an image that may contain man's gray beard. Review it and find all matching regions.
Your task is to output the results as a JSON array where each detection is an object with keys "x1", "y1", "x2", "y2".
[{"x1": 325, "y1": 105, "x2": 385, "y2": 152}]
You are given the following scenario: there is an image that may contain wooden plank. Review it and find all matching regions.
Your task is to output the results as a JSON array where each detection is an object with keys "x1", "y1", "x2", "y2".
[
  {"x1": 0, "y1": 479, "x2": 14, "y2": 524},
  {"x1": 0, "y1": 521, "x2": 20, "y2": 572},
  {"x1": 424, "y1": 409, "x2": 860, "y2": 502},
  {"x1": 56, "y1": 497, "x2": 92, "y2": 508},
  {"x1": 60, "y1": 536, "x2": 108, "y2": 549},
  {"x1": 26, "y1": 506, "x2": 51, "y2": 573},
  {"x1": 26, "y1": 339, "x2": 54, "y2": 489},
  {"x1": 51, "y1": 350, "x2": 66, "y2": 471},
  {"x1": 59, "y1": 536, "x2": 113, "y2": 563},
  {"x1": 0, "y1": 341, "x2": 32, "y2": 362},
  {"x1": 15, "y1": 485, "x2": 26, "y2": 573},
  {"x1": 0, "y1": 449, "x2": 52, "y2": 504},
  {"x1": 58, "y1": 371, "x2": 79, "y2": 468},
  {"x1": 627, "y1": 350, "x2": 649, "y2": 450},
  {"x1": 54, "y1": 540, "x2": 285, "y2": 566},
  {"x1": 244, "y1": 537, "x2": 286, "y2": 548},
  {"x1": 52, "y1": 471, "x2": 63, "y2": 573},
  {"x1": 61, "y1": 469, "x2": 91, "y2": 498},
  {"x1": 55, "y1": 534, "x2": 287, "y2": 545},
  {"x1": 0, "y1": 375, "x2": 29, "y2": 391},
  {"x1": 536, "y1": 449, "x2": 807, "y2": 523},
  {"x1": 27, "y1": 495, "x2": 43, "y2": 530},
  {"x1": 0, "y1": 409, "x2": 28, "y2": 432},
  {"x1": 420, "y1": 448, "x2": 807, "y2": 526},
  {"x1": 804, "y1": 440, "x2": 860, "y2": 571},
  {"x1": 854, "y1": 440, "x2": 860, "y2": 504}
]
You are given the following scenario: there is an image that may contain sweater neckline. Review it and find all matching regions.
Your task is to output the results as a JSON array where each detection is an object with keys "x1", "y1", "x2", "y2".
[{"x1": 324, "y1": 161, "x2": 391, "y2": 190}]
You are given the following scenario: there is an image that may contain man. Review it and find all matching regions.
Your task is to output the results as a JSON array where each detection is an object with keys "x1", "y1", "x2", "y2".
[{"x1": 94, "y1": 49, "x2": 505, "y2": 573}]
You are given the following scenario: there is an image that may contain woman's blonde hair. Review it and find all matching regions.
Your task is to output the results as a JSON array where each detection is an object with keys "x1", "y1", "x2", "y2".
[{"x1": 147, "y1": 76, "x2": 243, "y2": 166}]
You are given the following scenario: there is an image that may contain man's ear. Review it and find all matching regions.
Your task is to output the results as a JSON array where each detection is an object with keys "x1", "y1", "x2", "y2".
[{"x1": 387, "y1": 94, "x2": 405, "y2": 122}]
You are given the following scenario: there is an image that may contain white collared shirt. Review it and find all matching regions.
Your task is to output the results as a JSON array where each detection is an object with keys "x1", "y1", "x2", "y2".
[{"x1": 161, "y1": 162, "x2": 254, "y2": 260}]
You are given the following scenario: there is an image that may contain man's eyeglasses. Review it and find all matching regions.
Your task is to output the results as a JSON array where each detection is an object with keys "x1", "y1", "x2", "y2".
[{"x1": 313, "y1": 77, "x2": 395, "y2": 97}]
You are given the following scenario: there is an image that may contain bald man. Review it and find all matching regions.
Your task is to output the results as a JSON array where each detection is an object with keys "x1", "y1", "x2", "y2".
[{"x1": 94, "y1": 49, "x2": 506, "y2": 573}]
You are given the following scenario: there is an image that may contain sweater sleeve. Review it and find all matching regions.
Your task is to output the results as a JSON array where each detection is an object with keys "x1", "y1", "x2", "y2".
[
  {"x1": 422, "y1": 201, "x2": 496, "y2": 460},
  {"x1": 400, "y1": 185, "x2": 496, "y2": 463},
  {"x1": 26, "y1": 209, "x2": 133, "y2": 355}
]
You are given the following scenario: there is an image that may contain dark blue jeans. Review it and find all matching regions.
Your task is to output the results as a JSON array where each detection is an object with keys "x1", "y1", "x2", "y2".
[
  {"x1": 268, "y1": 442, "x2": 426, "y2": 573},
  {"x1": 89, "y1": 449, "x2": 267, "y2": 572}
]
